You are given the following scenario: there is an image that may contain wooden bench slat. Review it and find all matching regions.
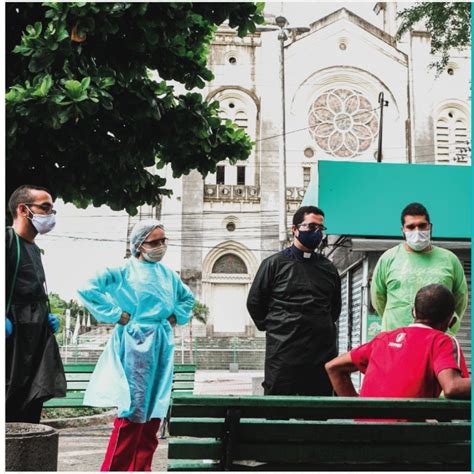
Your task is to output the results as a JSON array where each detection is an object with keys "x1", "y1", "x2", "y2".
[
  {"x1": 237, "y1": 442, "x2": 470, "y2": 465},
  {"x1": 171, "y1": 405, "x2": 469, "y2": 421},
  {"x1": 66, "y1": 381, "x2": 90, "y2": 390},
  {"x1": 167, "y1": 461, "x2": 220, "y2": 471},
  {"x1": 168, "y1": 439, "x2": 469, "y2": 465},
  {"x1": 44, "y1": 398, "x2": 86, "y2": 408},
  {"x1": 169, "y1": 418, "x2": 470, "y2": 442},
  {"x1": 230, "y1": 461, "x2": 469, "y2": 472},
  {"x1": 168, "y1": 460, "x2": 470, "y2": 472},
  {"x1": 171, "y1": 396, "x2": 470, "y2": 420},
  {"x1": 62, "y1": 363, "x2": 96, "y2": 373},
  {"x1": 168, "y1": 439, "x2": 222, "y2": 460},
  {"x1": 171, "y1": 394, "x2": 469, "y2": 410},
  {"x1": 173, "y1": 374, "x2": 196, "y2": 381},
  {"x1": 174, "y1": 365, "x2": 196, "y2": 373},
  {"x1": 173, "y1": 382, "x2": 196, "y2": 390}
]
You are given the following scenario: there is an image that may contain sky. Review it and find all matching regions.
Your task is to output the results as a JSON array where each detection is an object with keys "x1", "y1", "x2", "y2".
[
  {"x1": 264, "y1": 2, "x2": 383, "y2": 28},
  {"x1": 39, "y1": 200, "x2": 130, "y2": 301}
]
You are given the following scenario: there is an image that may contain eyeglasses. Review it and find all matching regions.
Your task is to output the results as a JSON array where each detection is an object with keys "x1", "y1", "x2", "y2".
[
  {"x1": 404, "y1": 223, "x2": 431, "y2": 231},
  {"x1": 141, "y1": 238, "x2": 168, "y2": 248},
  {"x1": 24, "y1": 203, "x2": 56, "y2": 215},
  {"x1": 297, "y1": 223, "x2": 327, "y2": 232}
]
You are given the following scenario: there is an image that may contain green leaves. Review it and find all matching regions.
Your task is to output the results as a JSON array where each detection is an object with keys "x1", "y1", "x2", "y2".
[
  {"x1": 397, "y1": 2, "x2": 471, "y2": 74},
  {"x1": 62, "y1": 77, "x2": 90, "y2": 101},
  {"x1": 31, "y1": 74, "x2": 53, "y2": 97},
  {"x1": 6, "y1": 2, "x2": 259, "y2": 212}
]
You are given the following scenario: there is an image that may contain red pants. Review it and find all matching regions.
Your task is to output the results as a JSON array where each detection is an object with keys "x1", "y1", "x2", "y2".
[{"x1": 100, "y1": 417, "x2": 161, "y2": 472}]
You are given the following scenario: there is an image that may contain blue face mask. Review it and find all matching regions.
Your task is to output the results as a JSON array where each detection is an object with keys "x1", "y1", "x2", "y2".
[{"x1": 296, "y1": 229, "x2": 323, "y2": 250}]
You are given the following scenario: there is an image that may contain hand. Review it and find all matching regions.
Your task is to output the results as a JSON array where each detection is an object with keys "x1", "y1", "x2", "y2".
[
  {"x1": 6, "y1": 318, "x2": 13, "y2": 338},
  {"x1": 167, "y1": 315, "x2": 177, "y2": 327},
  {"x1": 48, "y1": 313, "x2": 59, "y2": 333},
  {"x1": 118, "y1": 312, "x2": 130, "y2": 326}
]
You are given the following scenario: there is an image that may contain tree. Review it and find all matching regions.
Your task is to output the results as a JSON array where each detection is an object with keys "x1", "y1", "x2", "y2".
[
  {"x1": 48, "y1": 291, "x2": 68, "y2": 314},
  {"x1": 397, "y1": 2, "x2": 471, "y2": 74},
  {"x1": 188, "y1": 301, "x2": 209, "y2": 364},
  {"x1": 6, "y1": 3, "x2": 264, "y2": 214},
  {"x1": 48, "y1": 292, "x2": 91, "y2": 343}
]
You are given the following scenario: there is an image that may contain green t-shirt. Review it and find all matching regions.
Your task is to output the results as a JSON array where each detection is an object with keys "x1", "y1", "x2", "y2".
[{"x1": 371, "y1": 244, "x2": 468, "y2": 334}]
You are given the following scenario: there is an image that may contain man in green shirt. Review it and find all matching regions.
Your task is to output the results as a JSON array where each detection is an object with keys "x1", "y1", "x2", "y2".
[{"x1": 371, "y1": 202, "x2": 468, "y2": 335}]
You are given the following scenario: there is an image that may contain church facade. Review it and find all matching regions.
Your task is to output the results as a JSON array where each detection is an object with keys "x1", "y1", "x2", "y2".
[{"x1": 127, "y1": 3, "x2": 471, "y2": 345}]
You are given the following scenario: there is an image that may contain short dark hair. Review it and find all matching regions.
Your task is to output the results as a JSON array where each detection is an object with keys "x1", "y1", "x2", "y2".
[
  {"x1": 401, "y1": 202, "x2": 430, "y2": 225},
  {"x1": 8, "y1": 185, "x2": 51, "y2": 219},
  {"x1": 292, "y1": 205, "x2": 325, "y2": 226},
  {"x1": 414, "y1": 284, "x2": 455, "y2": 325}
]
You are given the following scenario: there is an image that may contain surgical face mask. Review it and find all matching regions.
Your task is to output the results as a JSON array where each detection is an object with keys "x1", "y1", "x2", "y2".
[
  {"x1": 141, "y1": 244, "x2": 167, "y2": 262},
  {"x1": 404, "y1": 230, "x2": 431, "y2": 252},
  {"x1": 296, "y1": 229, "x2": 323, "y2": 250},
  {"x1": 27, "y1": 208, "x2": 56, "y2": 234}
]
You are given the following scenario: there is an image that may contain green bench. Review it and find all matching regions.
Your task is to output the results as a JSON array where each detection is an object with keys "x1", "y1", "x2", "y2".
[
  {"x1": 44, "y1": 363, "x2": 196, "y2": 409},
  {"x1": 43, "y1": 363, "x2": 96, "y2": 408},
  {"x1": 168, "y1": 395, "x2": 471, "y2": 471},
  {"x1": 160, "y1": 364, "x2": 197, "y2": 437}
]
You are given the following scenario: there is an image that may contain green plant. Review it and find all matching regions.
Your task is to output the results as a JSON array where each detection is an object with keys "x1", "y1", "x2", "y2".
[
  {"x1": 397, "y1": 2, "x2": 471, "y2": 74},
  {"x1": 192, "y1": 301, "x2": 209, "y2": 325}
]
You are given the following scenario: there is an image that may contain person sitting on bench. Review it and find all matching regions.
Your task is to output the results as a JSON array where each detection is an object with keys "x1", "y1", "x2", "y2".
[{"x1": 325, "y1": 284, "x2": 470, "y2": 400}]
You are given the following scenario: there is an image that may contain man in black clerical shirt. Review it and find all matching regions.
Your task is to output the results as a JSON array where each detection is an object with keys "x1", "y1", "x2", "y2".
[{"x1": 247, "y1": 206, "x2": 341, "y2": 395}]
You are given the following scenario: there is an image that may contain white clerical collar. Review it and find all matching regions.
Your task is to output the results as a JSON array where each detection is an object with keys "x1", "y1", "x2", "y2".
[{"x1": 303, "y1": 252, "x2": 312, "y2": 259}]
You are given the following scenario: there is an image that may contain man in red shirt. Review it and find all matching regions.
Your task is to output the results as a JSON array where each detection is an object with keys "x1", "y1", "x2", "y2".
[{"x1": 325, "y1": 284, "x2": 470, "y2": 399}]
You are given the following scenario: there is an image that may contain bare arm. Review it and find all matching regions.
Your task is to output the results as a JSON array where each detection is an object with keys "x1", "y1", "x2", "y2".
[
  {"x1": 437, "y1": 368, "x2": 471, "y2": 399},
  {"x1": 325, "y1": 353, "x2": 359, "y2": 397}
]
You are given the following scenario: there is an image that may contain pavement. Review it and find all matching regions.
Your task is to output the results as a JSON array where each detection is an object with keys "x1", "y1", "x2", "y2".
[{"x1": 57, "y1": 370, "x2": 263, "y2": 472}]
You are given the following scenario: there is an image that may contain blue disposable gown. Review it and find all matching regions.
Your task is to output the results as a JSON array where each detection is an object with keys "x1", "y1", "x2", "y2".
[{"x1": 77, "y1": 257, "x2": 195, "y2": 423}]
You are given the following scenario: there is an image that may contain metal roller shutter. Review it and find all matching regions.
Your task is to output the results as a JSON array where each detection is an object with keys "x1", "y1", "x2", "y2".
[
  {"x1": 456, "y1": 258, "x2": 471, "y2": 371},
  {"x1": 349, "y1": 265, "x2": 364, "y2": 390},
  {"x1": 350, "y1": 265, "x2": 363, "y2": 350},
  {"x1": 337, "y1": 274, "x2": 349, "y2": 354}
]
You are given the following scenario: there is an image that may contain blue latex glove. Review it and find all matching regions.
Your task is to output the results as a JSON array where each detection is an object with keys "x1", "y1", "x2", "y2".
[
  {"x1": 6, "y1": 318, "x2": 13, "y2": 338},
  {"x1": 48, "y1": 313, "x2": 59, "y2": 333}
]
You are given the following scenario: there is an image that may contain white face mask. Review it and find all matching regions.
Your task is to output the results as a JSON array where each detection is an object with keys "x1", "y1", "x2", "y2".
[
  {"x1": 141, "y1": 245, "x2": 167, "y2": 262},
  {"x1": 27, "y1": 208, "x2": 56, "y2": 234},
  {"x1": 405, "y1": 230, "x2": 431, "y2": 251}
]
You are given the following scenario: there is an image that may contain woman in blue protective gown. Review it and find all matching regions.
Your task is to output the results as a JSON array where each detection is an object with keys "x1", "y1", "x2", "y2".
[{"x1": 77, "y1": 219, "x2": 195, "y2": 471}]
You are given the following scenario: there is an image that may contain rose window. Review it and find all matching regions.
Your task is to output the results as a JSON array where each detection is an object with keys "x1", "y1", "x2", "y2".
[{"x1": 308, "y1": 88, "x2": 379, "y2": 158}]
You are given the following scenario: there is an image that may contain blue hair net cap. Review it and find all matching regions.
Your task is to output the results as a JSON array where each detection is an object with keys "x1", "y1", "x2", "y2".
[{"x1": 130, "y1": 219, "x2": 165, "y2": 257}]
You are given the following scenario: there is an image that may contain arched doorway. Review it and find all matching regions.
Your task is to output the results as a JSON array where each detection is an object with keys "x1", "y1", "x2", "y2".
[{"x1": 202, "y1": 241, "x2": 259, "y2": 336}]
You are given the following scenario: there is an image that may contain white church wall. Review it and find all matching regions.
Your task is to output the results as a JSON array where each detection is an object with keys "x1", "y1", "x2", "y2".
[{"x1": 159, "y1": 165, "x2": 183, "y2": 274}]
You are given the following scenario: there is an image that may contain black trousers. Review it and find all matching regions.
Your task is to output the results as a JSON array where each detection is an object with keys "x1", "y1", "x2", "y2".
[
  {"x1": 6, "y1": 396, "x2": 44, "y2": 423},
  {"x1": 263, "y1": 363, "x2": 334, "y2": 396}
]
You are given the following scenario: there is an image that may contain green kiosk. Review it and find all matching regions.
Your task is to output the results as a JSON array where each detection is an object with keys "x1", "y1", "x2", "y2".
[{"x1": 303, "y1": 161, "x2": 471, "y2": 388}]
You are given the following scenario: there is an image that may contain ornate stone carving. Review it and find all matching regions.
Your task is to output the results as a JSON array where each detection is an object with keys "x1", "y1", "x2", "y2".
[{"x1": 308, "y1": 88, "x2": 379, "y2": 158}]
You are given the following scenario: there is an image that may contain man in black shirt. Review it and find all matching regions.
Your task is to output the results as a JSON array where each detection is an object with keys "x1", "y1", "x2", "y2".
[
  {"x1": 247, "y1": 206, "x2": 341, "y2": 395},
  {"x1": 6, "y1": 185, "x2": 66, "y2": 423}
]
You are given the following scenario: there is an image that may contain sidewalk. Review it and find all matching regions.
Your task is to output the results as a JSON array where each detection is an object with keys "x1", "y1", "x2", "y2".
[{"x1": 57, "y1": 370, "x2": 263, "y2": 471}]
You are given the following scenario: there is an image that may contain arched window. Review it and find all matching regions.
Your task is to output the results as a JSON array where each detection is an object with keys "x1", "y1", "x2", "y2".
[
  {"x1": 234, "y1": 111, "x2": 248, "y2": 130},
  {"x1": 205, "y1": 89, "x2": 258, "y2": 187},
  {"x1": 435, "y1": 108, "x2": 470, "y2": 164},
  {"x1": 212, "y1": 254, "x2": 247, "y2": 274}
]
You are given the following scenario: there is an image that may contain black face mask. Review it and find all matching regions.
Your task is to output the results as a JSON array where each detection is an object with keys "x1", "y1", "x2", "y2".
[{"x1": 296, "y1": 229, "x2": 323, "y2": 250}]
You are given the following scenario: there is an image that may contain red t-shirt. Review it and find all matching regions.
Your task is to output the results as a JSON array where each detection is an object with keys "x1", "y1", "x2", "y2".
[{"x1": 351, "y1": 324, "x2": 469, "y2": 398}]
